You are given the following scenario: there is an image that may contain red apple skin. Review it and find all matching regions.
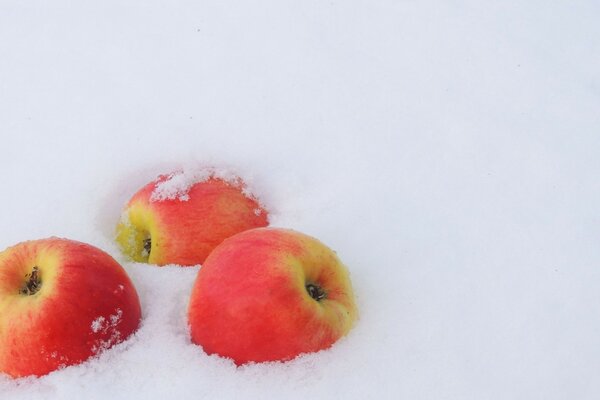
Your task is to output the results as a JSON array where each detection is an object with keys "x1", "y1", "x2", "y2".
[
  {"x1": 0, "y1": 238, "x2": 142, "y2": 378},
  {"x1": 187, "y1": 228, "x2": 358, "y2": 364},
  {"x1": 116, "y1": 175, "x2": 268, "y2": 266}
]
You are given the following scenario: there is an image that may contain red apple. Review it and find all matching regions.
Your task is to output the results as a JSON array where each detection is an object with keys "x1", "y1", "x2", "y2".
[
  {"x1": 187, "y1": 228, "x2": 358, "y2": 364},
  {"x1": 0, "y1": 238, "x2": 142, "y2": 378},
  {"x1": 116, "y1": 170, "x2": 268, "y2": 266}
]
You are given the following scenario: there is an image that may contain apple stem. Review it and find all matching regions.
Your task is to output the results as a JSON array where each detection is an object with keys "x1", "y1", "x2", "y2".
[
  {"x1": 20, "y1": 266, "x2": 42, "y2": 295},
  {"x1": 306, "y1": 283, "x2": 326, "y2": 301}
]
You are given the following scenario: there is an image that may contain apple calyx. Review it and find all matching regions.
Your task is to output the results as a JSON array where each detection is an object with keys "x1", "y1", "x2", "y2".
[
  {"x1": 305, "y1": 283, "x2": 326, "y2": 301},
  {"x1": 20, "y1": 266, "x2": 42, "y2": 296},
  {"x1": 142, "y1": 237, "x2": 152, "y2": 258}
]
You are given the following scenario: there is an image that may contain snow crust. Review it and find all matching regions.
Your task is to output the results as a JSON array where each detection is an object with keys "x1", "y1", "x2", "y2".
[{"x1": 1, "y1": 1, "x2": 599, "y2": 399}]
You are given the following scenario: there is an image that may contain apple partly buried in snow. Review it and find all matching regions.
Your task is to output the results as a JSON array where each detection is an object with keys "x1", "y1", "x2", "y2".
[
  {"x1": 0, "y1": 238, "x2": 141, "y2": 378},
  {"x1": 188, "y1": 228, "x2": 358, "y2": 364},
  {"x1": 116, "y1": 170, "x2": 268, "y2": 266}
]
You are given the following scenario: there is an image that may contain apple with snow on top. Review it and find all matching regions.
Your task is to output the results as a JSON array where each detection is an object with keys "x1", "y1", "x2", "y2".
[
  {"x1": 116, "y1": 168, "x2": 268, "y2": 266},
  {"x1": 0, "y1": 238, "x2": 141, "y2": 378},
  {"x1": 187, "y1": 227, "x2": 358, "y2": 364}
]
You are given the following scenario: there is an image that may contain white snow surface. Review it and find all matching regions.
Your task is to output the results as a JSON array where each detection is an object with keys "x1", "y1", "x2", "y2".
[{"x1": 1, "y1": 1, "x2": 599, "y2": 399}]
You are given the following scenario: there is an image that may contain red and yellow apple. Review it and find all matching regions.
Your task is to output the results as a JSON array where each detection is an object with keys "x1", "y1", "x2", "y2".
[
  {"x1": 0, "y1": 238, "x2": 142, "y2": 378},
  {"x1": 187, "y1": 227, "x2": 358, "y2": 364},
  {"x1": 116, "y1": 171, "x2": 268, "y2": 266}
]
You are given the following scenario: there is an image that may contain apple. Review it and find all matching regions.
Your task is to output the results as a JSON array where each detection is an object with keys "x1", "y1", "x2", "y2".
[
  {"x1": 116, "y1": 170, "x2": 268, "y2": 266},
  {"x1": 187, "y1": 227, "x2": 358, "y2": 364},
  {"x1": 0, "y1": 238, "x2": 142, "y2": 378}
]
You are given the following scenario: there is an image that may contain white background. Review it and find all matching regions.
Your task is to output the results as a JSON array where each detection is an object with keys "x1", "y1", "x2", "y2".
[{"x1": 1, "y1": 1, "x2": 599, "y2": 399}]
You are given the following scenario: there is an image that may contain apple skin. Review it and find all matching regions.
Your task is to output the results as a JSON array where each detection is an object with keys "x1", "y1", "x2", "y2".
[
  {"x1": 187, "y1": 228, "x2": 358, "y2": 364},
  {"x1": 0, "y1": 238, "x2": 142, "y2": 378},
  {"x1": 116, "y1": 174, "x2": 268, "y2": 266}
]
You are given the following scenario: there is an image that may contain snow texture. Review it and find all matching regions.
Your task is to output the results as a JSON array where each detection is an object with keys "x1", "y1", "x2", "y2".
[{"x1": 1, "y1": 1, "x2": 600, "y2": 399}]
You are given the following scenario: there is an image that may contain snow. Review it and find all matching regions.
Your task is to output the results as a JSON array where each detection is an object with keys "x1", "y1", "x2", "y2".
[
  {"x1": 149, "y1": 166, "x2": 245, "y2": 202},
  {"x1": 90, "y1": 317, "x2": 106, "y2": 334},
  {"x1": 1, "y1": 1, "x2": 599, "y2": 399}
]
